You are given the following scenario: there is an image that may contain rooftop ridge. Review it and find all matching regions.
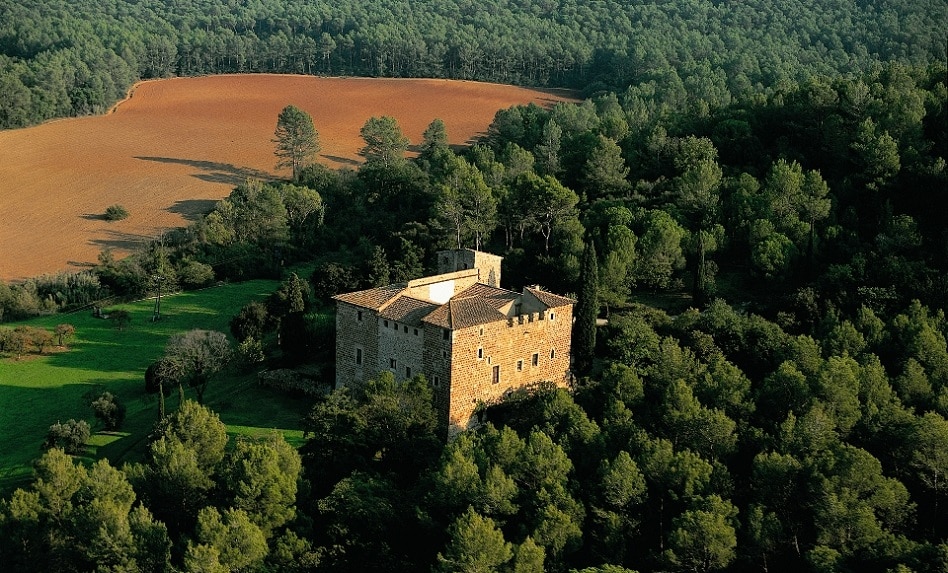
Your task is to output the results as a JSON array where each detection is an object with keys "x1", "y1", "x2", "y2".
[{"x1": 406, "y1": 268, "x2": 479, "y2": 289}]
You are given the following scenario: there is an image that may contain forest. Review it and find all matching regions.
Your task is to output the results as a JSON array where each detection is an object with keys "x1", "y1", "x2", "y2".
[
  {"x1": 2, "y1": 56, "x2": 946, "y2": 571},
  {"x1": 0, "y1": 0, "x2": 946, "y2": 129},
  {"x1": 1, "y1": 0, "x2": 947, "y2": 572}
]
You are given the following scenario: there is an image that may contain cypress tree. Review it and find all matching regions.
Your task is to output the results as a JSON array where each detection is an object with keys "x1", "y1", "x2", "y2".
[{"x1": 573, "y1": 240, "x2": 599, "y2": 375}]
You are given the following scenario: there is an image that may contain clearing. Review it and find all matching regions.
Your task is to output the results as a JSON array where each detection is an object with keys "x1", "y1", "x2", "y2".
[{"x1": 0, "y1": 74, "x2": 571, "y2": 281}]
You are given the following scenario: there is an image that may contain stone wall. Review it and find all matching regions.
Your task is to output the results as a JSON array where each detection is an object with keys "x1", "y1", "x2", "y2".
[
  {"x1": 377, "y1": 315, "x2": 425, "y2": 381},
  {"x1": 423, "y1": 324, "x2": 453, "y2": 435},
  {"x1": 334, "y1": 302, "x2": 379, "y2": 388},
  {"x1": 446, "y1": 305, "x2": 573, "y2": 435}
]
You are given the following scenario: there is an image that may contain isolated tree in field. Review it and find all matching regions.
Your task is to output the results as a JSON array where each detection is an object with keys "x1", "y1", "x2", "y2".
[
  {"x1": 360, "y1": 116, "x2": 410, "y2": 166},
  {"x1": 109, "y1": 309, "x2": 131, "y2": 330},
  {"x1": 91, "y1": 391, "x2": 126, "y2": 430},
  {"x1": 43, "y1": 419, "x2": 91, "y2": 454},
  {"x1": 157, "y1": 329, "x2": 232, "y2": 403},
  {"x1": 55, "y1": 323, "x2": 75, "y2": 346},
  {"x1": 273, "y1": 105, "x2": 320, "y2": 182}
]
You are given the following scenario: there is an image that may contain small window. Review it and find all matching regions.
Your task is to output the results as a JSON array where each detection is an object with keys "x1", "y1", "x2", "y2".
[
  {"x1": 477, "y1": 347, "x2": 483, "y2": 359},
  {"x1": 384, "y1": 320, "x2": 389, "y2": 327},
  {"x1": 414, "y1": 328, "x2": 419, "y2": 336},
  {"x1": 443, "y1": 329, "x2": 450, "y2": 340},
  {"x1": 480, "y1": 327, "x2": 484, "y2": 336},
  {"x1": 403, "y1": 325, "x2": 408, "y2": 333},
  {"x1": 433, "y1": 376, "x2": 441, "y2": 388},
  {"x1": 532, "y1": 353, "x2": 539, "y2": 367},
  {"x1": 357, "y1": 310, "x2": 363, "y2": 321},
  {"x1": 394, "y1": 322, "x2": 398, "y2": 330},
  {"x1": 390, "y1": 358, "x2": 397, "y2": 369},
  {"x1": 405, "y1": 366, "x2": 411, "y2": 378},
  {"x1": 442, "y1": 350, "x2": 448, "y2": 359},
  {"x1": 551, "y1": 349, "x2": 556, "y2": 360},
  {"x1": 517, "y1": 360, "x2": 523, "y2": 371},
  {"x1": 550, "y1": 312, "x2": 555, "y2": 321},
  {"x1": 356, "y1": 348, "x2": 363, "y2": 365},
  {"x1": 492, "y1": 365, "x2": 500, "y2": 384}
]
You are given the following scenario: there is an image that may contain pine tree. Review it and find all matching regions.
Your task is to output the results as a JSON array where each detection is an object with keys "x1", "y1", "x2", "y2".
[
  {"x1": 573, "y1": 240, "x2": 599, "y2": 375},
  {"x1": 273, "y1": 105, "x2": 320, "y2": 182}
]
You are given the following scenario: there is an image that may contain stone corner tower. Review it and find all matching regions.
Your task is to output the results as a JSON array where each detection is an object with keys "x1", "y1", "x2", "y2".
[{"x1": 436, "y1": 249, "x2": 503, "y2": 288}]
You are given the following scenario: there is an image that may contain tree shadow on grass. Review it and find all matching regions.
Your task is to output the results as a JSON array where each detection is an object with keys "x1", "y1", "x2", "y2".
[{"x1": 134, "y1": 156, "x2": 273, "y2": 187}]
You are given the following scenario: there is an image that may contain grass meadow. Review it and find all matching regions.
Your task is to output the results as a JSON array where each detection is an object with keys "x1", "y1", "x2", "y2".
[{"x1": 0, "y1": 279, "x2": 314, "y2": 493}]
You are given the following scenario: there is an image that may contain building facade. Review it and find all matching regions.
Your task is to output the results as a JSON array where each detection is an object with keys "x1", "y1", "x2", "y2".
[{"x1": 334, "y1": 249, "x2": 573, "y2": 436}]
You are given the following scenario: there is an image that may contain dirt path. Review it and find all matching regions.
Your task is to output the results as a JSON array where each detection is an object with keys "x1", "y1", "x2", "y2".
[{"x1": 0, "y1": 74, "x2": 571, "y2": 281}]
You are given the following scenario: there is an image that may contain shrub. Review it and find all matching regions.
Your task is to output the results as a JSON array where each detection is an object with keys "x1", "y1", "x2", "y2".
[
  {"x1": 257, "y1": 369, "x2": 325, "y2": 396},
  {"x1": 90, "y1": 391, "x2": 126, "y2": 430},
  {"x1": 236, "y1": 336, "x2": 266, "y2": 371},
  {"x1": 43, "y1": 419, "x2": 91, "y2": 454},
  {"x1": 104, "y1": 204, "x2": 129, "y2": 221},
  {"x1": 16, "y1": 325, "x2": 54, "y2": 353},
  {"x1": 109, "y1": 309, "x2": 131, "y2": 330},
  {"x1": 177, "y1": 258, "x2": 215, "y2": 288}
]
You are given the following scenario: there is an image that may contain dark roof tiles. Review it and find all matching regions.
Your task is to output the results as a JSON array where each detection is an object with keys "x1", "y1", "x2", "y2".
[
  {"x1": 335, "y1": 276, "x2": 573, "y2": 331},
  {"x1": 333, "y1": 283, "x2": 406, "y2": 310},
  {"x1": 526, "y1": 286, "x2": 575, "y2": 308},
  {"x1": 379, "y1": 296, "x2": 439, "y2": 326}
]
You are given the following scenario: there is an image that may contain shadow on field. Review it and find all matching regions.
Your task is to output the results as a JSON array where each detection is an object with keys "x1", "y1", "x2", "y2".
[
  {"x1": 134, "y1": 156, "x2": 272, "y2": 187},
  {"x1": 167, "y1": 199, "x2": 218, "y2": 221},
  {"x1": 88, "y1": 229, "x2": 152, "y2": 252},
  {"x1": 321, "y1": 154, "x2": 360, "y2": 166}
]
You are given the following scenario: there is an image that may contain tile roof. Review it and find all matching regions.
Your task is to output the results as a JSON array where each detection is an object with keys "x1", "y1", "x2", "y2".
[
  {"x1": 457, "y1": 283, "x2": 521, "y2": 310},
  {"x1": 526, "y1": 286, "x2": 575, "y2": 308},
  {"x1": 379, "y1": 296, "x2": 439, "y2": 326},
  {"x1": 334, "y1": 276, "x2": 573, "y2": 330},
  {"x1": 333, "y1": 283, "x2": 407, "y2": 310},
  {"x1": 423, "y1": 296, "x2": 508, "y2": 329}
]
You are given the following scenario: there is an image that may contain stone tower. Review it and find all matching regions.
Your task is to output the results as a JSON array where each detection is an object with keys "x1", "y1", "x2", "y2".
[{"x1": 436, "y1": 249, "x2": 503, "y2": 288}]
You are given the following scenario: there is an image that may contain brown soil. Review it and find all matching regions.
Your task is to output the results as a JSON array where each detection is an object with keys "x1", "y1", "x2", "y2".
[{"x1": 0, "y1": 74, "x2": 572, "y2": 281}]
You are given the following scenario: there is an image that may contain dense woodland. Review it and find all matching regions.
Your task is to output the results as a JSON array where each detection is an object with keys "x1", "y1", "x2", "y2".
[
  {"x1": 1, "y1": 0, "x2": 948, "y2": 572},
  {"x1": 1, "y1": 0, "x2": 946, "y2": 129}
]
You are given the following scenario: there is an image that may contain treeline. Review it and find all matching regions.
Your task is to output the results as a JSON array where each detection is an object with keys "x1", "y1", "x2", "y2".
[{"x1": 2, "y1": 0, "x2": 946, "y2": 128}]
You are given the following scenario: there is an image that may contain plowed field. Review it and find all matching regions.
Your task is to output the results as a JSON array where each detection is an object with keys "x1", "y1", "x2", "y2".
[{"x1": 0, "y1": 75, "x2": 571, "y2": 281}]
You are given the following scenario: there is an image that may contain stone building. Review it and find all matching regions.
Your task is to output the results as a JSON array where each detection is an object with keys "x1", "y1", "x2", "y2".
[{"x1": 334, "y1": 249, "x2": 574, "y2": 436}]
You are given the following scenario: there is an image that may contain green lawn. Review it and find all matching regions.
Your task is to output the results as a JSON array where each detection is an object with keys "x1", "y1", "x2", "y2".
[{"x1": 0, "y1": 280, "x2": 316, "y2": 493}]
